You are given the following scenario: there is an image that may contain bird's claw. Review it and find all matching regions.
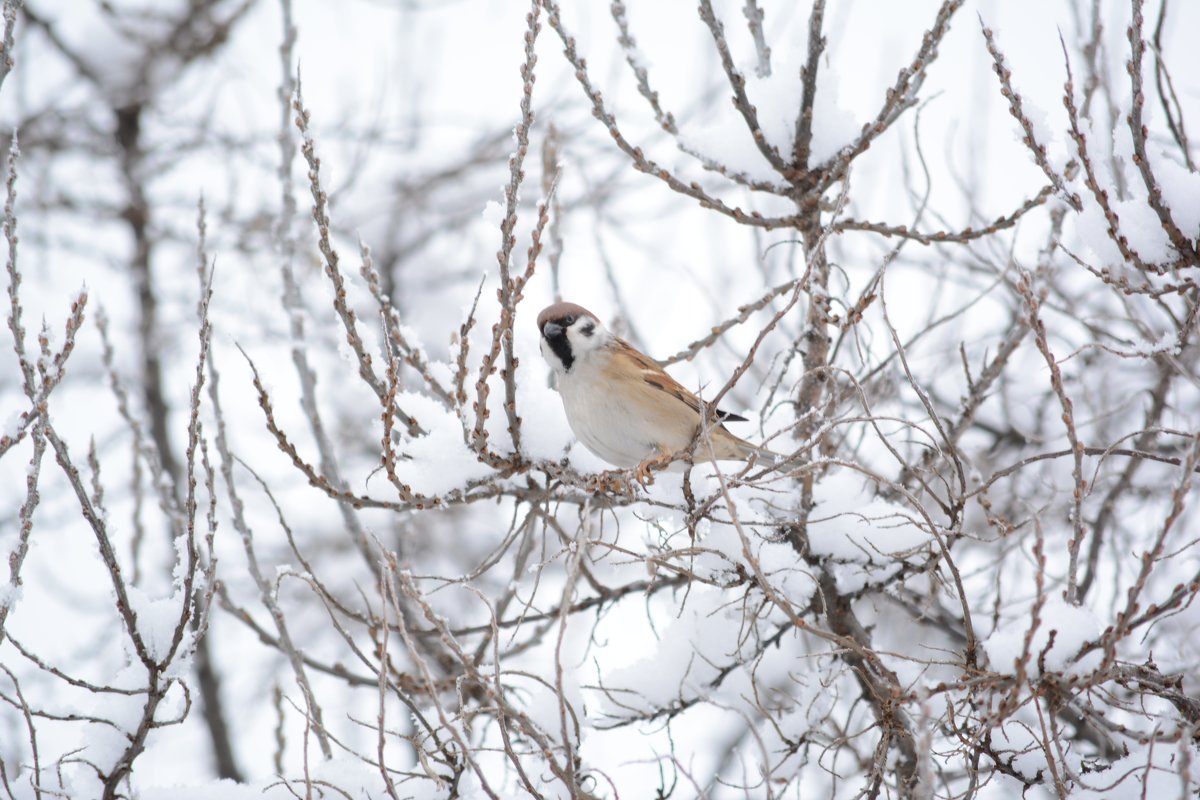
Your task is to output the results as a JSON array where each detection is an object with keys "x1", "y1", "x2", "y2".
[{"x1": 634, "y1": 453, "x2": 673, "y2": 486}]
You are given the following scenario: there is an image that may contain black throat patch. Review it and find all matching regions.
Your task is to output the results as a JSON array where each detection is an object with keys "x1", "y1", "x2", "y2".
[{"x1": 544, "y1": 330, "x2": 574, "y2": 372}]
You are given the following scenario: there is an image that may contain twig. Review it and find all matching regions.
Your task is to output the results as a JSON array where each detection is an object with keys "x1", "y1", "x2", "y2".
[
  {"x1": 206, "y1": 286, "x2": 334, "y2": 758},
  {"x1": 1015, "y1": 270, "x2": 1087, "y2": 603},
  {"x1": 0, "y1": 0, "x2": 23, "y2": 92},
  {"x1": 610, "y1": 1, "x2": 676, "y2": 133},
  {"x1": 1061, "y1": 34, "x2": 1158, "y2": 275},
  {"x1": 792, "y1": 0, "x2": 826, "y2": 172},
  {"x1": 474, "y1": 1, "x2": 542, "y2": 458},
  {"x1": 697, "y1": 0, "x2": 787, "y2": 173},
  {"x1": 1150, "y1": 0, "x2": 1194, "y2": 171},
  {"x1": 834, "y1": 185, "x2": 1055, "y2": 244},
  {"x1": 979, "y1": 18, "x2": 1082, "y2": 210},
  {"x1": 292, "y1": 79, "x2": 421, "y2": 434},
  {"x1": 1125, "y1": 0, "x2": 1197, "y2": 265},
  {"x1": 661, "y1": 277, "x2": 800, "y2": 366},
  {"x1": 743, "y1": 0, "x2": 771, "y2": 78}
]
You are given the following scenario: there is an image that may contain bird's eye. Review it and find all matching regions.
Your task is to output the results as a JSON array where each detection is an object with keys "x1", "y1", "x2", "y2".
[{"x1": 562, "y1": 315, "x2": 576, "y2": 325}]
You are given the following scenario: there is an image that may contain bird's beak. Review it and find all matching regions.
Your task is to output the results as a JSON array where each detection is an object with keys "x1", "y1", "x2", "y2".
[{"x1": 542, "y1": 321, "x2": 564, "y2": 338}]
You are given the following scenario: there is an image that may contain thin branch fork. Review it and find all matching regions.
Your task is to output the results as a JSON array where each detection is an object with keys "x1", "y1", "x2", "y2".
[
  {"x1": 792, "y1": 0, "x2": 826, "y2": 172},
  {"x1": 540, "y1": 0, "x2": 809, "y2": 230},
  {"x1": 979, "y1": 17, "x2": 1082, "y2": 211},
  {"x1": 292, "y1": 82, "x2": 421, "y2": 436},
  {"x1": 206, "y1": 307, "x2": 334, "y2": 760},
  {"x1": 1126, "y1": 0, "x2": 1199, "y2": 266},
  {"x1": 1015, "y1": 270, "x2": 1087, "y2": 603},
  {"x1": 277, "y1": 53, "x2": 412, "y2": 571},
  {"x1": 1150, "y1": 0, "x2": 1195, "y2": 172},
  {"x1": 609, "y1": 1, "x2": 677, "y2": 134},
  {"x1": 43, "y1": 417, "x2": 195, "y2": 797},
  {"x1": 473, "y1": 1, "x2": 543, "y2": 461},
  {"x1": 1060, "y1": 33, "x2": 1161, "y2": 276},
  {"x1": 817, "y1": 0, "x2": 965, "y2": 195},
  {"x1": 696, "y1": 0, "x2": 787, "y2": 174},
  {"x1": 359, "y1": 241, "x2": 455, "y2": 407}
]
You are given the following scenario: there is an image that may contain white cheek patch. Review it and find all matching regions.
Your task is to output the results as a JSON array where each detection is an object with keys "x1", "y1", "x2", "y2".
[{"x1": 568, "y1": 324, "x2": 606, "y2": 357}]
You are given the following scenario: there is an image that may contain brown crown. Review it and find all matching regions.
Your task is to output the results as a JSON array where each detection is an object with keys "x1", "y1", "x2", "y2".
[{"x1": 537, "y1": 302, "x2": 598, "y2": 331}]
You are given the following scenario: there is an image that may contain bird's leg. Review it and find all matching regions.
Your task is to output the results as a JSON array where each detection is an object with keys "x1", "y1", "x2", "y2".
[{"x1": 634, "y1": 447, "x2": 675, "y2": 486}]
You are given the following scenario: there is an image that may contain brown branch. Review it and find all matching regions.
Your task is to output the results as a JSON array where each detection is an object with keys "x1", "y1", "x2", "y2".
[
  {"x1": 610, "y1": 1, "x2": 676, "y2": 133},
  {"x1": 474, "y1": 2, "x2": 542, "y2": 459},
  {"x1": 292, "y1": 80, "x2": 421, "y2": 435},
  {"x1": 0, "y1": 0, "x2": 21, "y2": 94},
  {"x1": 1150, "y1": 0, "x2": 1195, "y2": 171},
  {"x1": 743, "y1": 0, "x2": 771, "y2": 79},
  {"x1": 834, "y1": 185, "x2": 1054, "y2": 244},
  {"x1": 979, "y1": 18, "x2": 1082, "y2": 210},
  {"x1": 1126, "y1": 0, "x2": 1198, "y2": 265},
  {"x1": 1061, "y1": 33, "x2": 1159, "y2": 276},
  {"x1": 792, "y1": 0, "x2": 826, "y2": 172},
  {"x1": 696, "y1": 0, "x2": 787, "y2": 174},
  {"x1": 1014, "y1": 270, "x2": 1087, "y2": 602},
  {"x1": 541, "y1": 0, "x2": 807, "y2": 229}
]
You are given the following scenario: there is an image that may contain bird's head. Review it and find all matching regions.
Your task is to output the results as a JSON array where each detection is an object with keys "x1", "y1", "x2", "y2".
[{"x1": 537, "y1": 302, "x2": 609, "y2": 374}]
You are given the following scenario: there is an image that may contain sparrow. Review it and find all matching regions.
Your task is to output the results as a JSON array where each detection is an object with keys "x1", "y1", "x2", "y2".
[{"x1": 537, "y1": 301, "x2": 779, "y2": 474}]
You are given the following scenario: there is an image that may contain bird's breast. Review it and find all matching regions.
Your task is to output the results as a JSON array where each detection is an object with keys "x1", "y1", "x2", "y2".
[{"x1": 557, "y1": 369, "x2": 657, "y2": 467}]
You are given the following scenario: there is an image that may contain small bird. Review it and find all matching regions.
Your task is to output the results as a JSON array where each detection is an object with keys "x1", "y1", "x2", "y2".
[{"x1": 537, "y1": 302, "x2": 779, "y2": 475}]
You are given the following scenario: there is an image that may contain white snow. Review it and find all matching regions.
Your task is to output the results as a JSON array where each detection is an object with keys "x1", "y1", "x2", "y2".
[
  {"x1": 480, "y1": 199, "x2": 505, "y2": 228},
  {"x1": 0, "y1": 581, "x2": 21, "y2": 610},
  {"x1": 678, "y1": 46, "x2": 858, "y2": 180},
  {"x1": 1154, "y1": 151, "x2": 1200, "y2": 238},
  {"x1": 74, "y1": 663, "x2": 151, "y2": 772},
  {"x1": 564, "y1": 440, "x2": 611, "y2": 473},
  {"x1": 1113, "y1": 196, "x2": 1173, "y2": 264},
  {"x1": 983, "y1": 594, "x2": 1102, "y2": 677},
  {"x1": 137, "y1": 779, "x2": 270, "y2": 800},
  {"x1": 1141, "y1": 330, "x2": 1180, "y2": 356},
  {"x1": 3, "y1": 410, "x2": 23, "y2": 440},
  {"x1": 1072, "y1": 740, "x2": 1193, "y2": 797},
  {"x1": 388, "y1": 391, "x2": 493, "y2": 495},
  {"x1": 126, "y1": 584, "x2": 186, "y2": 664},
  {"x1": 1073, "y1": 200, "x2": 1125, "y2": 266},
  {"x1": 602, "y1": 586, "x2": 750, "y2": 710},
  {"x1": 680, "y1": 118, "x2": 782, "y2": 186},
  {"x1": 807, "y1": 470, "x2": 933, "y2": 562},
  {"x1": 806, "y1": 64, "x2": 860, "y2": 164},
  {"x1": 512, "y1": 326, "x2": 575, "y2": 461}
]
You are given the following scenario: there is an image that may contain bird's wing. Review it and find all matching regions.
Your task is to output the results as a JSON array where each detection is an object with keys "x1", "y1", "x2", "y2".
[{"x1": 610, "y1": 339, "x2": 747, "y2": 423}]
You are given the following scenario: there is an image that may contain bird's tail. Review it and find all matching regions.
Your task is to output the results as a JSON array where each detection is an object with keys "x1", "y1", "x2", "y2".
[{"x1": 736, "y1": 439, "x2": 782, "y2": 468}]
